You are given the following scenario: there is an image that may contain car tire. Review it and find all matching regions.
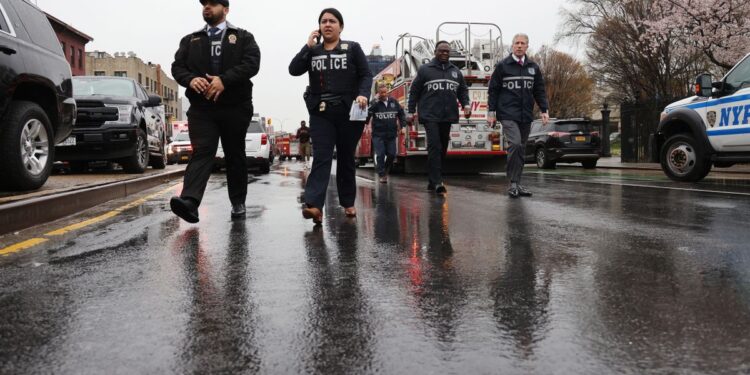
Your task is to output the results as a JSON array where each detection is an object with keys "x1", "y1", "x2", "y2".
[
  {"x1": 121, "y1": 128, "x2": 149, "y2": 173},
  {"x1": 582, "y1": 160, "x2": 598, "y2": 169},
  {"x1": 535, "y1": 147, "x2": 556, "y2": 169},
  {"x1": 151, "y1": 141, "x2": 167, "y2": 170},
  {"x1": 260, "y1": 161, "x2": 271, "y2": 174},
  {"x1": 0, "y1": 101, "x2": 55, "y2": 191},
  {"x1": 660, "y1": 133, "x2": 711, "y2": 182}
]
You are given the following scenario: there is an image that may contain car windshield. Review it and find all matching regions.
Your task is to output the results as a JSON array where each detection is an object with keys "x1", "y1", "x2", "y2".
[
  {"x1": 73, "y1": 78, "x2": 135, "y2": 97},
  {"x1": 556, "y1": 123, "x2": 594, "y2": 133},
  {"x1": 173, "y1": 133, "x2": 190, "y2": 142},
  {"x1": 247, "y1": 121, "x2": 265, "y2": 133}
]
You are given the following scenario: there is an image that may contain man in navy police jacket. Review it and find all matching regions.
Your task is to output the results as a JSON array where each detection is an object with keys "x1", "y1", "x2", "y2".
[
  {"x1": 407, "y1": 41, "x2": 471, "y2": 195},
  {"x1": 488, "y1": 33, "x2": 549, "y2": 198}
]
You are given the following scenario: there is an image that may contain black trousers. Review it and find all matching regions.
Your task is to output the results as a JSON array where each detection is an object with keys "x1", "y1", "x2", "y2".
[
  {"x1": 424, "y1": 122, "x2": 451, "y2": 186},
  {"x1": 305, "y1": 105, "x2": 364, "y2": 209},
  {"x1": 181, "y1": 106, "x2": 251, "y2": 205}
]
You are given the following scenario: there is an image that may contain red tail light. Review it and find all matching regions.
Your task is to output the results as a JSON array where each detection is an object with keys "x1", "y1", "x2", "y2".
[
  {"x1": 261, "y1": 133, "x2": 268, "y2": 145},
  {"x1": 489, "y1": 132, "x2": 501, "y2": 144},
  {"x1": 548, "y1": 132, "x2": 570, "y2": 138}
]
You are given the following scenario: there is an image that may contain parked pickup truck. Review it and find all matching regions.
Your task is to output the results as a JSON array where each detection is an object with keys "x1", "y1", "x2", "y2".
[{"x1": 56, "y1": 76, "x2": 167, "y2": 173}]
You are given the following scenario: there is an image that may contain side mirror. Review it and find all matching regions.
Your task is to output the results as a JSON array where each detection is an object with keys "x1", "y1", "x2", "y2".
[
  {"x1": 146, "y1": 94, "x2": 162, "y2": 107},
  {"x1": 695, "y1": 74, "x2": 713, "y2": 97}
]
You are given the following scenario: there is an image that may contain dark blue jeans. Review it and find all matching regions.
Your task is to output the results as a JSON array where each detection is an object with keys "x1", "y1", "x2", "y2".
[
  {"x1": 305, "y1": 105, "x2": 365, "y2": 209},
  {"x1": 372, "y1": 134, "x2": 396, "y2": 176}
]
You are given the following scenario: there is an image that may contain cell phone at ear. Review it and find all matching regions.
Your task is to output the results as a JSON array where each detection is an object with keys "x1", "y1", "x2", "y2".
[{"x1": 316, "y1": 29, "x2": 321, "y2": 44}]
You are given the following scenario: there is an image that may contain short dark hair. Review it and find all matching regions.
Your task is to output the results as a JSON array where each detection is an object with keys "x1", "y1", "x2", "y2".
[
  {"x1": 435, "y1": 41, "x2": 451, "y2": 51},
  {"x1": 318, "y1": 8, "x2": 344, "y2": 27}
]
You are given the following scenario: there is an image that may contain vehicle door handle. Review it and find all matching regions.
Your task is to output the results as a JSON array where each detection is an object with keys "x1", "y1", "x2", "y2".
[{"x1": 0, "y1": 45, "x2": 17, "y2": 55}]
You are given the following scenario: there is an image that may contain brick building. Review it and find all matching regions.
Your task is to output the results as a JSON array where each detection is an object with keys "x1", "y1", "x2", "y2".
[
  {"x1": 45, "y1": 13, "x2": 93, "y2": 76},
  {"x1": 86, "y1": 51, "x2": 183, "y2": 121}
]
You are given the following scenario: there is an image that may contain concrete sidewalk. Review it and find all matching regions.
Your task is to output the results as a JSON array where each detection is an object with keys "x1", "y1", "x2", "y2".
[
  {"x1": 0, "y1": 166, "x2": 186, "y2": 236},
  {"x1": 594, "y1": 157, "x2": 750, "y2": 174}
]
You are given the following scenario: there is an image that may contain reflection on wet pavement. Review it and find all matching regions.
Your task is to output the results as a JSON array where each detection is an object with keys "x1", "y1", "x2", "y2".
[{"x1": 1, "y1": 163, "x2": 749, "y2": 373}]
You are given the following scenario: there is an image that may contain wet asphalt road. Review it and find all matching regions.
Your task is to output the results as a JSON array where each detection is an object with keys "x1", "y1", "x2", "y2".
[{"x1": 1, "y1": 162, "x2": 750, "y2": 374}]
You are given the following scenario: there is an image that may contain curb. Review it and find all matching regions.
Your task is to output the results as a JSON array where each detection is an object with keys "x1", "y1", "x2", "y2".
[
  {"x1": 0, "y1": 169, "x2": 185, "y2": 236},
  {"x1": 557, "y1": 164, "x2": 750, "y2": 175}
]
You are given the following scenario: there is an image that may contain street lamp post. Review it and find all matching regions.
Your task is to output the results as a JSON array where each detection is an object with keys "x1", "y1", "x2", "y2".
[{"x1": 601, "y1": 103, "x2": 612, "y2": 157}]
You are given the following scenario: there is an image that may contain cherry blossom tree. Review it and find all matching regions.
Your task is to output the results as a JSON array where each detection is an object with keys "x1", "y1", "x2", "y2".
[
  {"x1": 558, "y1": 0, "x2": 713, "y2": 101},
  {"x1": 642, "y1": 0, "x2": 750, "y2": 70}
]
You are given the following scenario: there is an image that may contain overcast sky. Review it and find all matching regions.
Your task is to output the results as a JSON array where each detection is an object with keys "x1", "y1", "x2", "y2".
[{"x1": 36, "y1": 0, "x2": 579, "y2": 132}]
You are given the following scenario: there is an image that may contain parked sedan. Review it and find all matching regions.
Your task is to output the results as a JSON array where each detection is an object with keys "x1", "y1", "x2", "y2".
[{"x1": 525, "y1": 118, "x2": 601, "y2": 169}]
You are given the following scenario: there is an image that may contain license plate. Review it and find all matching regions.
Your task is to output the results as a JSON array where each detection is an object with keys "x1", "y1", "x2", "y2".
[
  {"x1": 180, "y1": 156, "x2": 189, "y2": 161},
  {"x1": 59, "y1": 137, "x2": 76, "y2": 146},
  {"x1": 575, "y1": 136, "x2": 586, "y2": 142}
]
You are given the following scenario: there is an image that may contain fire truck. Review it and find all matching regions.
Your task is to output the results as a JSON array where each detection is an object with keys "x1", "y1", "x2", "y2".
[
  {"x1": 274, "y1": 132, "x2": 302, "y2": 161},
  {"x1": 356, "y1": 22, "x2": 507, "y2": 173}
]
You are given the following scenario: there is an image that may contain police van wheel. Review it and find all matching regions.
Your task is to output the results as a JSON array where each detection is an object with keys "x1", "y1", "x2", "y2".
[{"x1": 661, "y1": 133, "x2": 711, "y2": 182}]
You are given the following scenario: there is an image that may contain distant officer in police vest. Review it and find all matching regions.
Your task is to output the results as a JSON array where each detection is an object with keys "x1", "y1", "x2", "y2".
[
  {"x1": 367, "y1": 84, "x2": 406, "y2": 183},
  {"x1": 170, "y1": 0, "x2": 261, "y2": 223},
  {"x1": 488, "y1": 33, "x2": 549, "y2": 198},
  {"x1": 407, "y1": 41, "x2": 471, "y2": 195}
]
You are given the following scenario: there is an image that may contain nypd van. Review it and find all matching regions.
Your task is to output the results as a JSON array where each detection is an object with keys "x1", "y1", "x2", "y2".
[{"x1": 651, "y1": 53, "x2": 750, "y2": 181}]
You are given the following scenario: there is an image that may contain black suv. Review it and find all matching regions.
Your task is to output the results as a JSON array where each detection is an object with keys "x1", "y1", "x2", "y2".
[
  {"x1": 0, "y1": 0, "x2": 76, "y2": 190},
  {"x1": 56, "y1": 76, "x2": 167, "y2": 173},
  {"x1": 525, "y1": 118, "x2": 601, "y2": 169}
]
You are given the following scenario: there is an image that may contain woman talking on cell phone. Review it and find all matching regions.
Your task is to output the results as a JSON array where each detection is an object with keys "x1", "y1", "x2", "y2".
[{"x1": 289, "y1": 8, "x2": 373, "y2": 225}]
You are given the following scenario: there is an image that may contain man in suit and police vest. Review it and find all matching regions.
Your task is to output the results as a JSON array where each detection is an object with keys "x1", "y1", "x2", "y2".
[{"x1": 170, "y1": 0, "x2": 261, "y2": 223}]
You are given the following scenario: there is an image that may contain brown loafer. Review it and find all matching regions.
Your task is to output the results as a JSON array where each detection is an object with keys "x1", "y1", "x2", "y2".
[
  {"x1": 344, "y1": 207, "x2": 357, "y2": 217},
  {"x1": 302, "y1": 206, "x2": 323, "y2": 224}
]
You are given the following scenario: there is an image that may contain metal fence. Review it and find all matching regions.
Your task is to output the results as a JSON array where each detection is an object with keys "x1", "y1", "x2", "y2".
[{"x1": 620, "y1": 99, "x2": 682, "y2": 162}]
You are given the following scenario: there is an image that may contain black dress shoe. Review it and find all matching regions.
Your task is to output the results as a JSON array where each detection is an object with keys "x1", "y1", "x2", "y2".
[
  {"x1": 170, "y1": 196, "x2": 199, "y2": 223},
  {"x1": 507, "y1": 187, "x2": 520, "y2": 199},
  {"x1": 517, "y1": 185, "x2": 533, "y2": 197},
  {"x1": 435, "y1": 184, "x2": 447, "y2": 195},
  {"x1": 231, "y1": 203, "x2": 246, "y2": 219}
]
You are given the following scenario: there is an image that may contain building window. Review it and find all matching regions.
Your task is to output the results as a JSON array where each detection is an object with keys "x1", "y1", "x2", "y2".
[
  {"x1": 61, "y1": 41, "x2": 66, "y2": 53},
  {"x1": 138, "y1": 73, "x2": 142, "y2": 84},
  {"x1": 78, "y1": 49, "x2": 83, "y2": 69},
  {"x1": 70, "y1": 46, "x2": 75, "y2": 67},
  {"x1": 94, "y1": 71, "x2": 106, "y2": 76},
  {"x1": 114, "y1": 71, "x2": 127, "y2": 77}
]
